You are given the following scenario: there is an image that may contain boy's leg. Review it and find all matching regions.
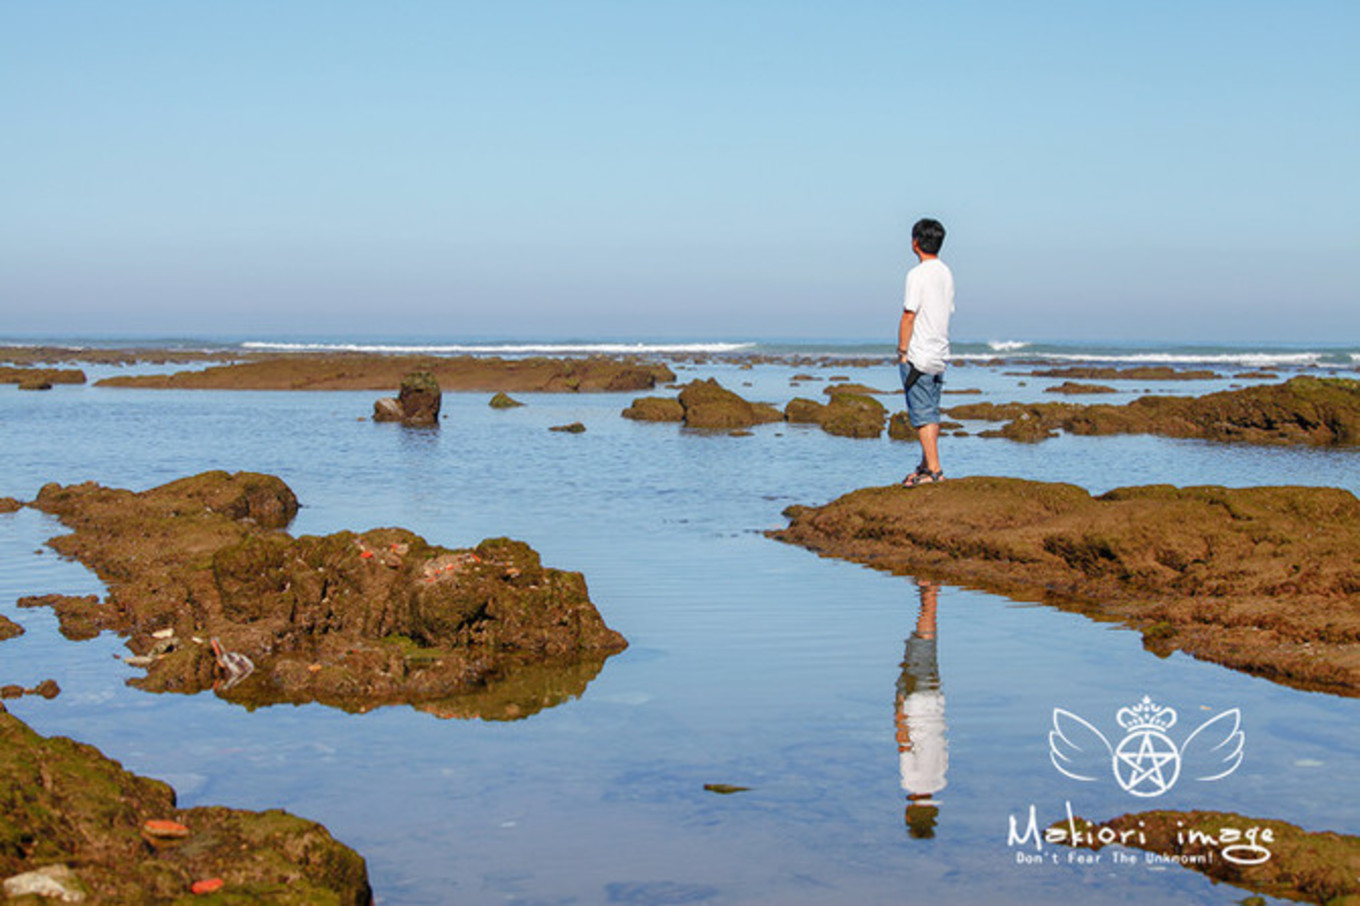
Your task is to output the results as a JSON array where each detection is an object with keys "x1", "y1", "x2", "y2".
[
  {"x1": 903, "y1": 372, "x2": 945, "y2": 485},
  {"x1": 917, "y1": 422, "x2": 941, "y2": 473}
]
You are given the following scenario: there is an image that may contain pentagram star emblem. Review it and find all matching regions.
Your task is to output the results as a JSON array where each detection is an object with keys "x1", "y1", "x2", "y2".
[{"x1": 1114, "y1": 730, "x2": 1181, "y2": 796}]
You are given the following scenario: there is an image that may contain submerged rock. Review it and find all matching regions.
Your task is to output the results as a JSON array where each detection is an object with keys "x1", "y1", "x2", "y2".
[
  {"x1": 0, "y1": 705, "x2": 372, "y2": 904},
  {"x1": 949, "y1": 377, "x2": 1360, "y2": 445},
  {"x1": 549, "y1": 422, "x2": 587, "y2": 433},
  {"x1": 28, "y1": 471, "x2": 627, "y2": 716},
  {"x1": 772, "y1": 477, "x2": 1360, "y2": 695}
]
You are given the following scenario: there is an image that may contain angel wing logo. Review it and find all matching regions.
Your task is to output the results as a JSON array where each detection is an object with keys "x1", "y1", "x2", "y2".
[{"x1": 1049, "y1": 696, "x2": 1244, "y2": 797}]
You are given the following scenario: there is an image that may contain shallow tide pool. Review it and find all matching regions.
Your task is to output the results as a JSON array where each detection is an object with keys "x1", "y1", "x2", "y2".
[{"x1": 3, "y1": 361, "x2": 1358, "y2": 905}]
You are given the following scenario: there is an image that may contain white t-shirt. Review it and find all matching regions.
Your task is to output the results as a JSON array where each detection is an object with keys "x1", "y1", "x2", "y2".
[
  {"x1": 903, "y1": 258, "x2": 955, "y2": 374},
  {"x1": 899, "y1": 689, "x2": 948, "y2": 796}
]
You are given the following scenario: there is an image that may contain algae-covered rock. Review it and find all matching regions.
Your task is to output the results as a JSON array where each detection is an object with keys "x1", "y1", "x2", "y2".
[
  {"x1": 0, "y1": 616, "x2": 21, "y2": 642},
  {"x1": 784, "y1": 398, "x2": 826, "y2": 424},
  {"x1": 820, "y1": 393, "x2": 887, "y2": 438},
  {"x1": 0, "y1": 706, "x2": 373, "y2": 904},
  {"x1": 1055, "y1": 809, "x2": 1360, "y2": 905},
  {"x1": 773, "y1": 477, "x2": 1360, "y2": 695},
  {"x1": 397, "y1": 370, "x2": 441, "y2": 426},
  {"x1": 489, "y1": 392, "x2": 524, "y2": 409},
  {"x1": 888, "y1": 411, "x2": 913, "y2": 440},
  {"x1": 677, "y1": 379, "x2": 783, "y2": 429},
  {"x1": 621, "y1": 396, "x2": 685, "y2": 422},
  {"x1": 550, "y1": 422, "x2": 586, "y2": 433},
  {"x1": 948, "y1": 377, "x2": 1360, "y2": 446},
  {"x1": 27, "y1": 472, "x2": 627, "y2": 716},
  {"x1": 1044, "y1": 381, "x2": 1117, "y2": 394},
  {"x1": 784, "y1": 394, "x2": 887, "y2": 438},
  {"x1": 0, "y1": 497, "x2": 20, "y2": 514}
]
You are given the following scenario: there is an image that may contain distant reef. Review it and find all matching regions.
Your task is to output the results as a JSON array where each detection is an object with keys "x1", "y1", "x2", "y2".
[
  {"x1": 95, "y1": 354, "x2": 673, "y2": 392},
  {"x1": 949, "y1": 376, "x2": 1360, "y2": 445},
  {"x1": 772, "y1": 477, "x2": 1360, "y2": 696}
]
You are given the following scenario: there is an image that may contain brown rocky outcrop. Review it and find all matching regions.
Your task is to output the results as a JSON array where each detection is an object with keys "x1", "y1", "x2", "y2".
[
  {"x1": 621, "y1": 396, "x2": 685, "y2": 422},
  {"x1": 1055, "y1": 809, "x2": 1360, "y2": 905},
  {"x1": 374, "y1": 371, "x2": 441, "y2": 426},
  {"x1": 1044, "y1": 381, "x2": 1117, "y2": 394},
  {"x1": 949, "y1": 377, "x2": 1360, "y2": 445},
  {"x1": 0, "y1": 366, "x2": 87, "y2": 387},
  {"x1": 0, "y1": 705, "x2": 372, "y2": 904},
  {"x1": 489, "y1": 392, "x2": 524, "y2": 409},
  {"x1": 772, "y1": 477, "x2": 1360, "y2": 695},
  {"x1": 785, "y1": 393, "x2": 887, "y2": 438},
  {"x1": 0, "y1": 616, "x2": 22, "y2": 642},
  {"x1": 96, "y1": 354, "x2": 674, "y2": 392},
  {"x1": 677, "y1": 379, "x2": 783, "y2": 429},
  {"x1": 0, "y1": 498, "x2": 21, "y2": 514},
  {"x1": 27, "y1": 471, "x2": 627, "y2": 716}
]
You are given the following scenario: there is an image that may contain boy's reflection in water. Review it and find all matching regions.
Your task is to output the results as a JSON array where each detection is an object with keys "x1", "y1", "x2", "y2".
[{"x1": 895, "y1": 579, "x2": 947, "y2": 839}]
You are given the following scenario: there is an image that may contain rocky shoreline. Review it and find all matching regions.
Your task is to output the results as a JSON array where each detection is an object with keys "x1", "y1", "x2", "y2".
[
  {"x1": 772, "y1": 477, "x2": 1360, "y2": 695},
  {"x1": 21, "y1": 471, "x2": 627, "y2": 717},
  {"x1": 0, "y1": 703, "x2": 372, "y2": 904}
]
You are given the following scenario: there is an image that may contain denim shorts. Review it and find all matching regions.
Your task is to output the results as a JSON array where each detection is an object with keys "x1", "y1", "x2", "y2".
[{"x1": 900, "y1": 362, "x2": 944, "y2": 428}]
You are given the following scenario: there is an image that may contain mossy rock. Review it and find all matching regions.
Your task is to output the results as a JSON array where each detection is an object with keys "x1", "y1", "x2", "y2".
[
  {"x1": 489, "y1": 392, "x2": 524, "y2": 409},
  {"x1": 621, "y1": 396, "x2": 684, "y2": 422}
]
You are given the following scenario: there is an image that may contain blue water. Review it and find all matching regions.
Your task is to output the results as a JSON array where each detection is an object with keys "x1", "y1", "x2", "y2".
[{"x1": 3, "y1": 350, "x2": 1359, "y2": 905}]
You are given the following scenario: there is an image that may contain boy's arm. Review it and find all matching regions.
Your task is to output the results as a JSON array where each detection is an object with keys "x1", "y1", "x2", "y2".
[{"x1": 897, "y1": 310, "x2": 916, "y2": 364}]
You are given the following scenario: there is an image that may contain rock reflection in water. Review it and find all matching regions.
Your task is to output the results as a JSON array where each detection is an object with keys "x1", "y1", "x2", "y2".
[{"x1": 895, "y1": 579, "x2": 947, "y2": 839}]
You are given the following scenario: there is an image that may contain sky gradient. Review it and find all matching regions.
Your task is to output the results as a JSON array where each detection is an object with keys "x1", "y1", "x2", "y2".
[{"x1": 2, "y1": 1, "x2": 1357, "y2": 342}]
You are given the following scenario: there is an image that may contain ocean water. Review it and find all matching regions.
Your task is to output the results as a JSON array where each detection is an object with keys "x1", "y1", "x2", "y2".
[{"x1": 2, "y1": 342, "x2": 1359, "y2": 905}]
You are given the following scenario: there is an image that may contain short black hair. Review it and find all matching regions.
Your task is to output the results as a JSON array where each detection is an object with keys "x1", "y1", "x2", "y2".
[{"x1": 912, "y1": 218, "x2": 946, "y2": 255}]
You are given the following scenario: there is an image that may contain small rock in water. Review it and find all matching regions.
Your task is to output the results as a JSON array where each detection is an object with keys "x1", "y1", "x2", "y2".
[{"x1": 703, "y1": 783, "x2": 751, "y2": 795}]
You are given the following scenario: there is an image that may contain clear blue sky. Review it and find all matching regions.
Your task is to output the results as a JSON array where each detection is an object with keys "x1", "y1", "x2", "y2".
[{"x1": 2, "y1": 1, "x2": 1357, "y2": 342}]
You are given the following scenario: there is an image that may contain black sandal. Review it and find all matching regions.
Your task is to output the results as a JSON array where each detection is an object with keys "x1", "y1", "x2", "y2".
[{"x1": 902, "y1": 469, "x2": 944, "y2": 488}]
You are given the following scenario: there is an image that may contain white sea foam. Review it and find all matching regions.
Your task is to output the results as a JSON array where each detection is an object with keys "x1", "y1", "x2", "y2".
[
  {"x1": 986, "y1": 340, "x2": 1030, "y2": 352},
  {"x1": 953, "y1": 351, "x2": 1332, "y2": 368},
  {"x1": 240, "y1": 341, "x2": 757, "y2": 355}
]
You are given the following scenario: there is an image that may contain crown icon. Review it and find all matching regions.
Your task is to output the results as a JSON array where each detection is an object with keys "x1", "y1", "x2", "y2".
[{"x1": 1115, "y1": 696, "x2": 1177, "y2": 731}]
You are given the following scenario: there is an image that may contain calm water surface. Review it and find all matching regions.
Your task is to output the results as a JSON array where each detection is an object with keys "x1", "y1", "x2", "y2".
[{"x1": 2, "y1": 360, "x2": 1358, "y2": 905}]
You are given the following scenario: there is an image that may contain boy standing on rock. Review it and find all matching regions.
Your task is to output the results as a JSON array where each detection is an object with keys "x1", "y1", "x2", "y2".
[{"x1": 897, "y1": 218, "x2": 954, "y2": 487}]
